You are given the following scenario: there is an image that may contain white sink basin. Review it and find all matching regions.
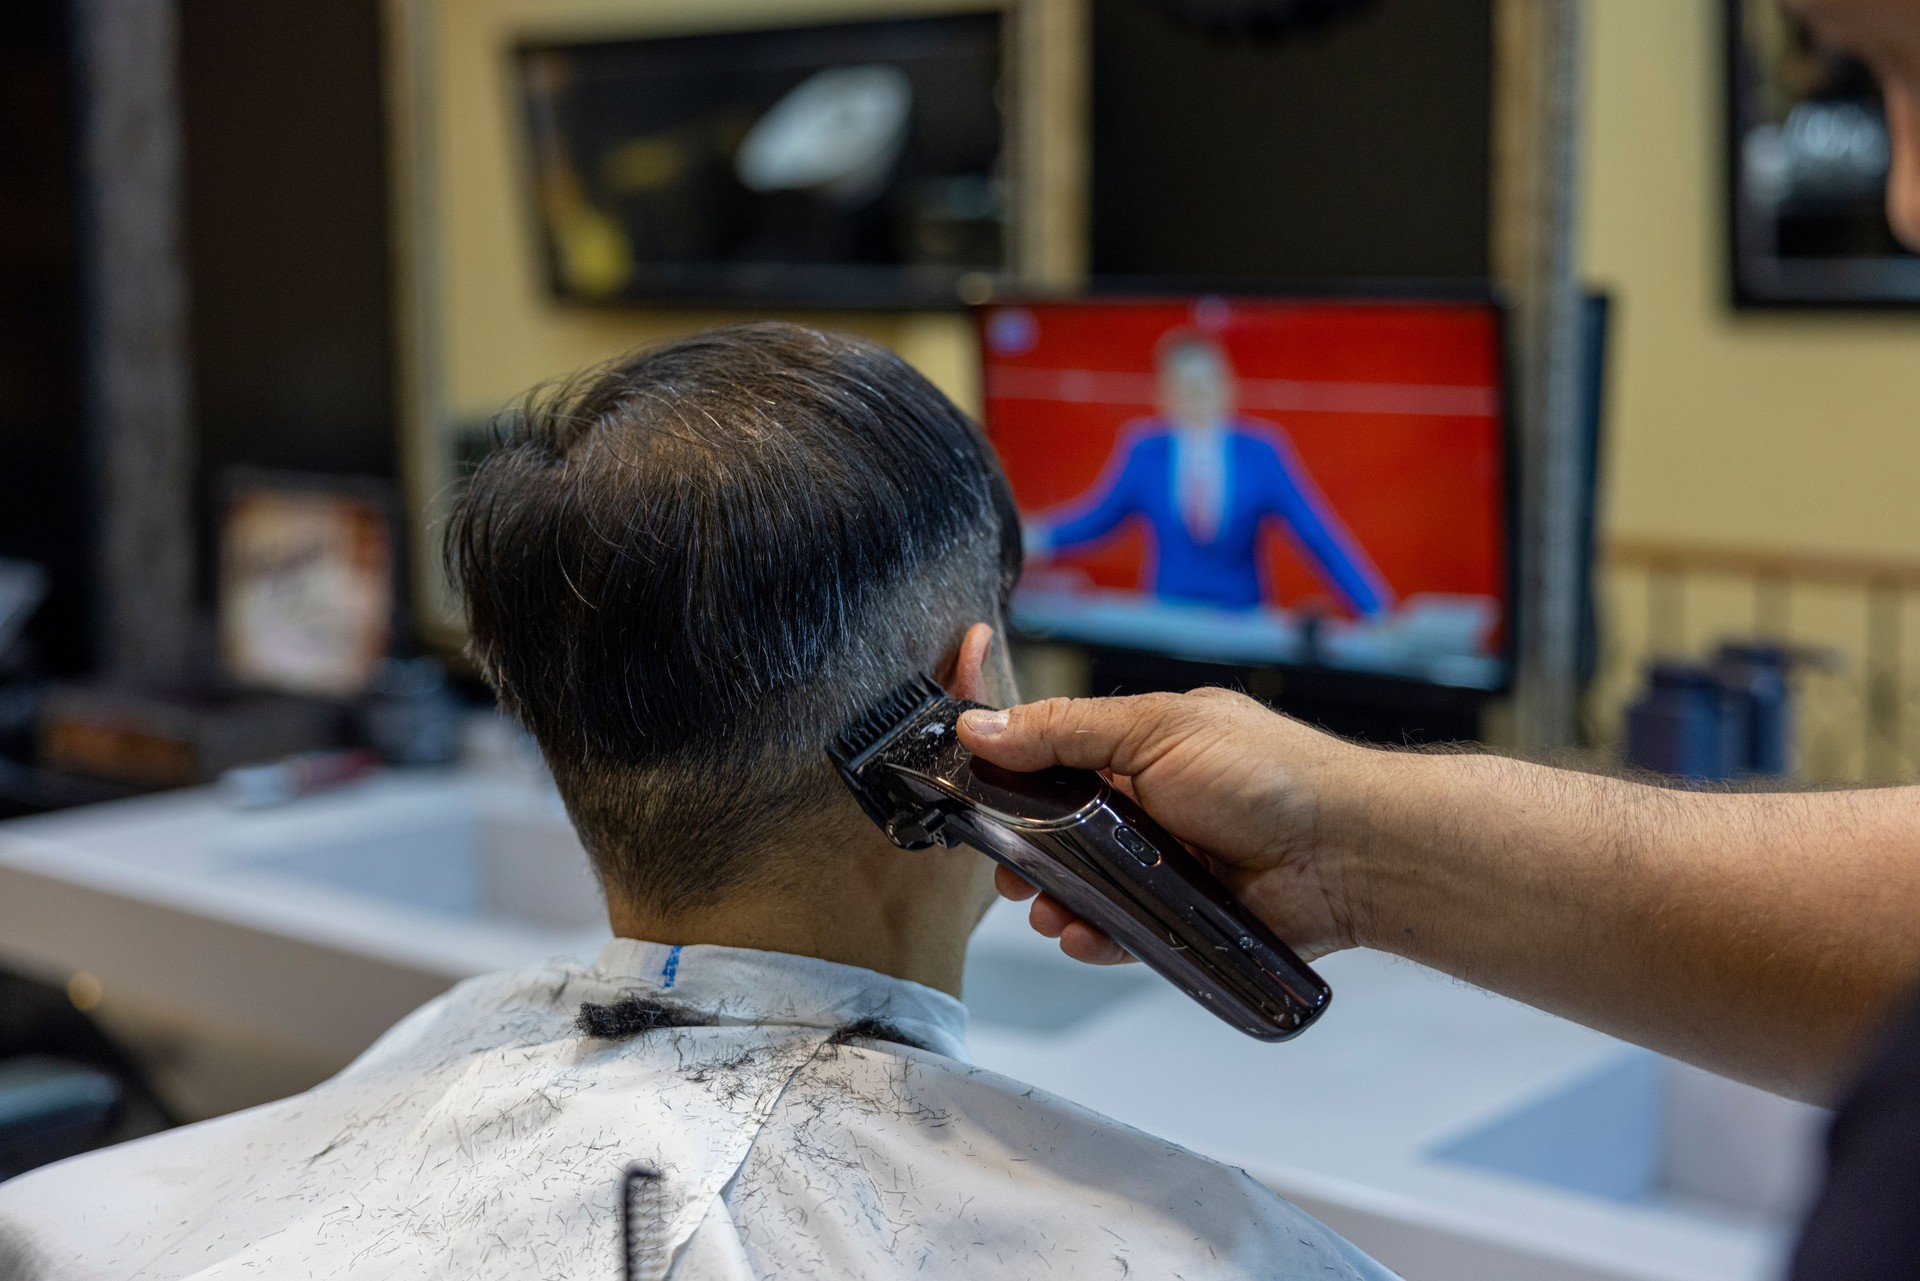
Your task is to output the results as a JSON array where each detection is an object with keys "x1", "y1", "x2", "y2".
[
  {"x1": 1433, "y1": 1050, "x2": 1824, "y2": 1228},
  {"x1": 965, "y1": 918, "x2": 1821, "y2": 1281},
  {"x1": 232, "y1": 809, "x2": 605, "y2": 932},
  {"x1": 0, "y1": 769, "x2": 610, "y2": 1064}
]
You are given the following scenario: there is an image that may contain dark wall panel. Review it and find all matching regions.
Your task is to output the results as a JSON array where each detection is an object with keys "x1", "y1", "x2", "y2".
[
  {"x1": 0, "y1": 2, "x2": 92, "y2": 674},
  {"x1": 1091, "y1": 0, "x2": 1492, "y2": 284},
  {"x1": 176, "y1": 0, "x2": 395, "y2": 482}
]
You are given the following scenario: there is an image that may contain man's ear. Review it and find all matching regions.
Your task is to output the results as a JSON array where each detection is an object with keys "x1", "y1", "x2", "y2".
[{"x1": 940, "y1": 622, "x2": 998, "y2": 705}]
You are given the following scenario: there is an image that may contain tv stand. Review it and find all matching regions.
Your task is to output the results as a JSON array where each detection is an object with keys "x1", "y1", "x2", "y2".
[{"x1": 1081, "y1": 648, "x2": 1486, "y2": 747}]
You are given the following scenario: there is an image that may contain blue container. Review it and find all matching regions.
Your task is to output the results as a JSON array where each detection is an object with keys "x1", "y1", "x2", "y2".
[
  {"x1": 1624, "y1": 662, "x2": 1740, "y2": 780},
  {"x1": 1714, "y1": 643, "x2": 1792, "y2": 777}
]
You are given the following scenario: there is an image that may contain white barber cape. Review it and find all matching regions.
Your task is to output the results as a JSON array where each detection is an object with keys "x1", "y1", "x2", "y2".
[{"x1": 0, "y1": 940, "x2": 1397, "y2": 1280}]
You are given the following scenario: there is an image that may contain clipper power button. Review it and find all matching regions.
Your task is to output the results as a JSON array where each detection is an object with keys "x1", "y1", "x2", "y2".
[{"x1": 1112, "y1": 825, "x2": 1161, "y2": 867}]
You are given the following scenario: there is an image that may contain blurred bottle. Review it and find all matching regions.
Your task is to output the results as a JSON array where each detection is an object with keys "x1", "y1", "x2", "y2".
[
  {"x1": 1624, "y1": 642, "x2": 1801, "y2": 781},
  {"x1": 358, "y1": 658, "x2": 466, "y2": 767},
  {"x1": 221, "y1": 748, "x2": 378, "y2": 808},
  {"x1": 1713, "y1": 642, "x2": 1793, "y2": 778},
  {"x1": 1625, "y1": 662, "x2": 1742, "y2": 780}
]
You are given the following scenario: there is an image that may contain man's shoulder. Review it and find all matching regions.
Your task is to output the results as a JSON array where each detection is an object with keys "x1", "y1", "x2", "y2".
[
  {"x1": 0, "y1": 958, "x2": 598, "y2": 1272},
  {"x1": 337, "y1": 957, "x2": 589, "y2": 1076},
  {"x1": 858, "y1": 1045, "x2": 1267, "y2": 1189},
  {"x1": 740, "y1": 1039, "x2": 1397, "y2": 1278},
  {"x1": 0, "y1": 1091, "x2": 303, "y2": 1279}
]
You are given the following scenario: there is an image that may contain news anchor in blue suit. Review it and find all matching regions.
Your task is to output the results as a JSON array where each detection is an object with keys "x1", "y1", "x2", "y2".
[{"x1": 1029, "y1": 332, "x2": 1394, "y2": 617}]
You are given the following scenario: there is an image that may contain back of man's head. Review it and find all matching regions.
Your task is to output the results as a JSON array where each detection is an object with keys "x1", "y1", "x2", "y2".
[{"x1": 447, "y1": 322, "x2": 1020, "y2": 915}]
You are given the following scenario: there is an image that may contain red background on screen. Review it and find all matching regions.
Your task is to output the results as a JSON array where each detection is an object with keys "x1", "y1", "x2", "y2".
[{"x1": 977, "y1": 300, "x2": 1507, "y2": 621}]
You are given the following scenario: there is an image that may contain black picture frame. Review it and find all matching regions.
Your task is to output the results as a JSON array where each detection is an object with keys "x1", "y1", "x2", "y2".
[
  {"x1": 1725, "y1": 0, "x2": 1920, "y2": 307},
  {"x1": 217, "y1": 468, "x2": 401, "y2": 699},
  {"x1": 512, "y1": 11, "x2": 1010, "y2": 311}
]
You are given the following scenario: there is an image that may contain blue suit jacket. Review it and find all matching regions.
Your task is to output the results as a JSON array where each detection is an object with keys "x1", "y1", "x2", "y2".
[{"x1": 1042, "y1": 422, "x2": 1391, "y2": 615}]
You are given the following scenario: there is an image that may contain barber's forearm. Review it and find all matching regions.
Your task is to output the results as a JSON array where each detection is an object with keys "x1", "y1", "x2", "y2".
[{"x1": 1344, "y1": 754, "x2": 1920, "y2": 1102}]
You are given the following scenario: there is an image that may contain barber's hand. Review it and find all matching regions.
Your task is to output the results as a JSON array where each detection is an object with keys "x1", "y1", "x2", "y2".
[{"x1": 957, "y1": 688, "x2": 1383, "y2": 967}]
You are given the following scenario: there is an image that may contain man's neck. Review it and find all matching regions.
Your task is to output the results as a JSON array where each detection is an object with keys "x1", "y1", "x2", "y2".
[{"x1": 604, "y1": 839, "x2": 990, "y2": 998}]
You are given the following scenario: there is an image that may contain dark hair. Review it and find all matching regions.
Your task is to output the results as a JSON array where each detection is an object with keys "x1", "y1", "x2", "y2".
[{"x1": 446, "y1": 322, "x2": 1020, "y2": 914}]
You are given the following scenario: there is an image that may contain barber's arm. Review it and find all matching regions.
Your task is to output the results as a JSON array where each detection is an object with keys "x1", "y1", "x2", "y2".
[{"x1": 957, "y1": 689, "x2": 1920, "y2": 1104}]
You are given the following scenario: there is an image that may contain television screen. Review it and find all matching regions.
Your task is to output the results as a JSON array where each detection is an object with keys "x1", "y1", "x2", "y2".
[
  {"x1": 978, "y1": 297, "x2": 1510, "y2": 690},
  {"x1": 514, "y1": 13, "x2": 1005, "y2": 308}
]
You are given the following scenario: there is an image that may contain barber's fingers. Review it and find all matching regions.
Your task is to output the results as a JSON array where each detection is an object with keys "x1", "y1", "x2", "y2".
[
  {"x1": 994, "y1": 864, "x2": 1038, "y2": 901},
  {"x1": 1060, "y1": 919, "x2": 1134, "y2": 966},
  {"x1": 957, "y1": 692, "x2": 1204, "y2": 777},
  {"x1": 1025, "y1": 887, "x2": 1136, "y2": 965},
  {"x1": 1024, "y1": 890, "x2": 1066, "y2": 936},
  {"x1": 993, "y1": 867, "x2": 1137, "y2": 964}
]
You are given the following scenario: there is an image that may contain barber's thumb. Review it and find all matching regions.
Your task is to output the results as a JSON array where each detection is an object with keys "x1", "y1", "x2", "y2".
[
  {"x1": 957, "y1": 704, "x2": 1054, "y2": 771},
  {"x1": 958, "y1": 698, "x2": 1101, "y2": 772},
  {"x1": 958, "y1": 707, "x2": 1009, "y2": 740}
]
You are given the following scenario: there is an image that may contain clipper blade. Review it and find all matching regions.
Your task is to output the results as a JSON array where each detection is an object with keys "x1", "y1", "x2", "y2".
[
  {"x1": 830, "y1": 674, "x2": 948, "y2": 774},
  {"x1": 829, "y1": 674, "x2": 952, "y2": 835}
]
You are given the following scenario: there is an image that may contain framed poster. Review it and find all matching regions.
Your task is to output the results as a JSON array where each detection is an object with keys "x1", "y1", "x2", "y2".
[
  {"x1": 514, "y1": 11, "x2": 1010, "y2": 308},
  {"x1": 219, "y1": 473, "x2": 395, "y2": 698},
  {"x1": 1726, "y1": 0, "x2": 1920, "y2": 305}
]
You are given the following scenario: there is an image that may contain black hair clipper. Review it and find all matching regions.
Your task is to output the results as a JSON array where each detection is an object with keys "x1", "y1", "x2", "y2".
[{"x1": 830, "y1": 676, "x2": 1331, "y2": 1040}]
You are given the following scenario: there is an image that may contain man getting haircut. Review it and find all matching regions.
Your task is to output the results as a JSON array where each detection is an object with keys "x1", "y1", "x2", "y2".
[{"x1": 0, "y1": 322, "x2": 1395, "y2": 1280}]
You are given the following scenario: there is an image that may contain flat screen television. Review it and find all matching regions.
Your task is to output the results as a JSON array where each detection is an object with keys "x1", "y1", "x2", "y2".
[
  {"x1": 514, "y1": 13, "x2": 1005, "y2": 309},
  {"x1": 977, "y1": 295, "x2": 1512, "y2": 692}
]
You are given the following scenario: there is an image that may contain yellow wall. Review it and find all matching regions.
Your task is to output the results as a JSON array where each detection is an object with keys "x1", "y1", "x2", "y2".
[
  {"x1": 443, "y1": 0, "x2": 1920, "y2": 553},
  {"x1": 1583, "y1": 0, "x2": 1920, "y2": 559},
  {"x1": 428, "y1": 0, "x2": 988, "y2": 424}
]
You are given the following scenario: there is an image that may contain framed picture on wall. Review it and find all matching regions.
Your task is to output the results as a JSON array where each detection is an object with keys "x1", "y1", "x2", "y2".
[
  {"x1": 514, "y1": 11, "x2": 1015, "y2": 309},
  {"x1": 1726, "y1": 0, "x2": 1920, "y2": 306},
  {"x1": 219, "y1": 472, "x2": 397, "y2": 698}
]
